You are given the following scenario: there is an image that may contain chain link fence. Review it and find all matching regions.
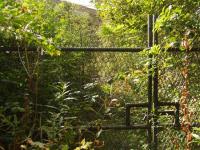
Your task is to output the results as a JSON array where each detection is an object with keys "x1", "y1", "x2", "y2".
[
  {"x1": 157, "y1": 52, "x2": 200, "y2": 149},
  {"x1": 0, "y1": 50, "x2": 200, "y2": 149}
]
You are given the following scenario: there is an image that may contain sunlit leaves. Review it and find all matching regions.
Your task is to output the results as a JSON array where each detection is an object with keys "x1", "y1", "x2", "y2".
[
  {"x1": 98, "y1": 0, "x2": 200, "y2": 48},
  {"x1": 0, "y1": 0, "x2": 73, "y2": 55},
  {"x1": 75, "y1": 139, "x2": 93, "y2": 150}
]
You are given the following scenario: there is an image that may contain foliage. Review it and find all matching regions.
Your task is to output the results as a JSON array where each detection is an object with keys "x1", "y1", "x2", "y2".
[
  {"x1": 74, "y1": 139, "x2": 93, "y2": 150},
  {"x1": 1, "y1": 0, "x2": 61, "y2": 55},
  {"x1": 1, "y1": 0, "x2": 200, "y2": 149},
  {"x1": 0, "y1": 0, "x2": 99, "y2": 54},
  {"x1": 0, "y1": 0, "x2": 100, "y2": 149},
  {"x1": 97, "y1": 0, "x2": 200, "y2": 149},
  {"x1": 97, "y1": 0, "x2": 200, "y2": 48}
]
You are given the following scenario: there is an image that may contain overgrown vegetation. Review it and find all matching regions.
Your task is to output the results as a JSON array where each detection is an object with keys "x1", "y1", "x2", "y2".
[{"x1": 0, "y1": 0, "x2": 200, "y2": 150}]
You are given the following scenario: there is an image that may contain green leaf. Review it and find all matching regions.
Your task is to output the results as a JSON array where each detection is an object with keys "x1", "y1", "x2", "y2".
[
  {"x1": 192, "y1": 133, "x2": 200, "y2": 140},
  {"x1": 62, "y1": 145, "x2": 69, "y2": 150}
]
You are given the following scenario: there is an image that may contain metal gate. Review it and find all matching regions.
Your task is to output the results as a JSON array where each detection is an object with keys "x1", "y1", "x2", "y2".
[
  {"x1": 58, "y1": 15, "x2": 199, "y2": 149},
  {"x1": 1, "y1": 14, "x2": 200, "y2": 149}
]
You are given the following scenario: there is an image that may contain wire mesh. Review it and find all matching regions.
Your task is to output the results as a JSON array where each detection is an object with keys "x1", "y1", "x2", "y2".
[
  {"x1": 0, "y1": 50, "x2": 149, "y2": 149},
  {"x1": 157, "y1": 52, "x2": 200, "y2": 149},
  {"x1": 1, "y1": 49, "x2": 200, "y2": 149}
]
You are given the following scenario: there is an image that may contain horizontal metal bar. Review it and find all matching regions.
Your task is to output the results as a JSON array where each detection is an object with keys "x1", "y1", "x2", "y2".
[
  {"x1": 158, "y1": 110, "x2": 175, "y2": 116},
  {"x1": 61, "y1": 47, "x2": 144, "y2": 52},
  {"x1": 66, "y1": 122, "x2": 200, "y2": 132},
  {"x1": 101, "y1": 124, "x2": 149, "y2": 130},
  {"x1": 0, "y1": 46, "x2": 199, "y2": 52},
  {"x1": 126, "y1": 103, "x2": 148, "y2": 108},
  {"x1": 0, "y1": 46, "x2": 144, "y2": 52},
  {"x1": 65, "y1": 124, "x2": 149, "y2": 131},
  {"x1": 158, "y1": 102, "x2": 179, "y2": 107}
]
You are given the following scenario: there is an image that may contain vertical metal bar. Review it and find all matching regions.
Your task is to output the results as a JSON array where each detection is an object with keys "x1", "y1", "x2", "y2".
[
  {"x1": 147, "y1": 14, "x2": 153, "y2": 150},
  {"x1": 126, "y1": 105, "x2": 131, "y2": 126},
  {"x1": 175, "y1": 103, "x2": 180, "y2": 128},
  {"x1": 153, "y1": 14, "x2": 159, "y2": 150},
  {"x1": 153, "y1": 15, "x2": 158, "y2": 45}
]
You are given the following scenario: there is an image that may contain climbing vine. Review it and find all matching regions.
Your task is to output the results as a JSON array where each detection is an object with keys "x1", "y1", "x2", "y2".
[{"x1": 180, "y1": 37, "x2": 192, "y2": 150}]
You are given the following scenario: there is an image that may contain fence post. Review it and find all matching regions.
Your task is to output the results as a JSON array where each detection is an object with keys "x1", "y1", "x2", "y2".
[
  {"x1": 152, "y1": 14, "x2": 159, "y2": 150},
  {"x1": 147, "y1": 14, "x2": 153, "y2": 150}
]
